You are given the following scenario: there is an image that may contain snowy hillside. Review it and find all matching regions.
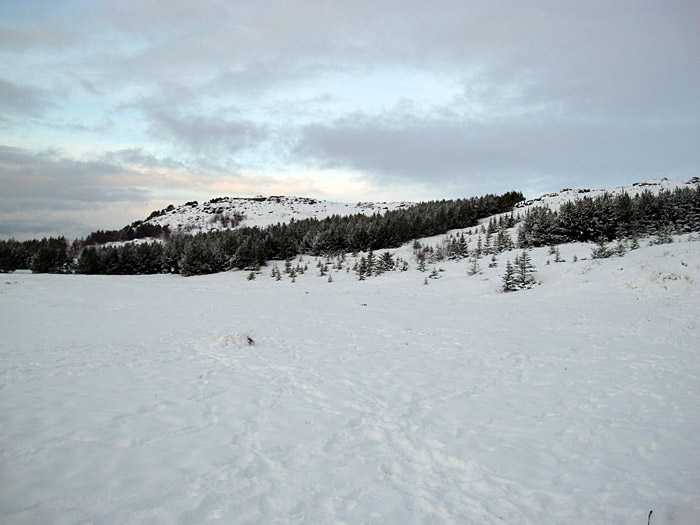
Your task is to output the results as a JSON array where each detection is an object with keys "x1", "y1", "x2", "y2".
[
  {"x1": 512, "y1": 177, "x2": 700, "y2": 216},
  {"x1": 119, "y1": 177, "x2": 698, "y2": 241},
  {"x1": 142, "y1": 195, "x2": 413, "y2": 234},
  {"x1": 2, "y1": 226, "x2": 700, "y2": 522}
]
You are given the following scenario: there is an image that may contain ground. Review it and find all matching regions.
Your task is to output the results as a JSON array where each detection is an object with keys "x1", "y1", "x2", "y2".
[{"x1": 1, "y1": 239, "x2": 699, "y2": 523}]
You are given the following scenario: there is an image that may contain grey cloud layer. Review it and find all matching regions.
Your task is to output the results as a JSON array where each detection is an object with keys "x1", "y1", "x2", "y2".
[
  {"x1": 297, "y1": 112, "x2": 700, "y2": 193},
  {"x1": 1, "y1": 0, "x2": 699, "y2": 237},
  {"x1": 0, "y1": 146, "x2": 149, "y2": 211}
]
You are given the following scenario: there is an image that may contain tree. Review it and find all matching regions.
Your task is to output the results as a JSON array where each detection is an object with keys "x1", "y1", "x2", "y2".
[
  {"x1": 591, "y1": 239, "x2": 614, "y2": 259},
  {"x1": 357, "y1": 256, "x2": 367, "y2": 280},
  {"x1": 467, "y1": 257, "x2": 481, "y2": 276},
  {"x1": 366, "y1": 250, "x2": 376, "y2": 276},
  {"x1": 30, "y1": 237, "x2": 68, "y2": 273},
  {"x1": 514, "y1": 251, "x2": 537, "y2": 288},
  {"x1": 180, "y1": 239, "x2": 212, "y2": 276},
  {"x1": 76, "y1": 247, "x2": 102, "y2": 274},
  {"x1": 502, "y1": 260, "x2": 517, "y2": 292},
  {"x1": 653, "y1": 223, "x2": 674, "y2": 245},
  {"x1": 379, "y1": 251, "x2": 395, "y2": 272},
  {"x1": 455, "y1": 233, "x2": 469, "y2": 259},
  {"x1": 0, "y1": 241, "x2": 18, "y2": 272}
]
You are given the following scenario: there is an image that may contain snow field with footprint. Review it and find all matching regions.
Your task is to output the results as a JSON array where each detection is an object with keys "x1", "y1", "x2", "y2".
[{"x1": 1, "y1": 239, "x2": 699, "y2": 523}]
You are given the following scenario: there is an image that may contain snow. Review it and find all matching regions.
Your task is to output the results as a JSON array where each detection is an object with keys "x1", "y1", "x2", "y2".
[
  {"x1": 2, "y1": 232, "x2": 699, "y2": 523},
  {"x1": 144, "y1": 195, "x2": 412, "y2": 234},
  {"x1": 512, "y1": 177, "x2": 699, "y2": 216}
]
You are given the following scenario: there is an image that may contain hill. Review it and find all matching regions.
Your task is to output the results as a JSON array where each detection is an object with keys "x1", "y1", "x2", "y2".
[{"x1": 143, "y1": 195, "x2": 414, "y2": 234}]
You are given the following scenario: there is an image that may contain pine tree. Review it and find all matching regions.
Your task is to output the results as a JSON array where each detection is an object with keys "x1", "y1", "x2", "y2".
[
  {"x1": 456, "y1": 233, "x2": 469, "y2": 259},
  {"x1": 553, "y1": 246, "x2": 564, "y2": 262},
  {"x1": 379, "y1": 252, "x2": 395, "y2": 272},
  {"x1": 467, "y1": 257, "x2": 481, "y2": 276},
  {"x1": 591, "y1": 239, "x2": 614, "y2": 259},
  {"x1": 417, "y1": 254, "x2": 427, "y2": 272},
  {"x1": 502, "y1": 260, "x2": 517, "y2": 292},
  {"x1": 629, "y1": 233, "x2": 640, "y2": 250},
  {"x1": 514, "y1": 251, "x2": 536, "y2": 288},
  {"x1": 484, "y1": 232, "x2": 492, "y2": 255},
  {"x1": 357, "y1": 256, "x2": 367, "y2": 280},
  {"x1": 654, "y1": 223, "x2": 674, "y2": 245},
  {"x1": 366, "y1": 250, "x2": 376, "y2": 276},
  {"x1": 615, "y1": 240, "x2": 627, "y2": 256}
]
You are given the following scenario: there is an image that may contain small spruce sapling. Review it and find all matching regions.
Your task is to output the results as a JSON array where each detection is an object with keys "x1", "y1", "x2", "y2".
[
  {"x1": 591, "y1": 239, "x2": 614, "y2": 259},
  {"x1": 514, "y1": 251, "x2": 537, "y2": 289},
  {"x1": 467, "y1": 257, "x2": 482, "y2": 276},
  {"x1": 502, "y1": 260, "x2": 517, "y2": 292}
]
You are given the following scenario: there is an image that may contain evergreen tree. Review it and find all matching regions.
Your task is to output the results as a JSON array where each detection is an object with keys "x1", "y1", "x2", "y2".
[
  {"x1": 366, "y1": 249, "x2": 376, "y2": 276},
  {"x1": 379, "y1": 251, "x2": 395, "y2": 272},
  {"x1": 357, "y1": 256, "x2": 367, "y2": 280},
  {"x1": 456, "y1": 233, "x2": 469, "y2": 259},
  {"x1": 654, "y1": 223, "x2": 674, "y2": 245},
  {"x1": 553, "y1": 246, "x2": 564, "y2": 262},
  {"x1": 514, "y1": 251, "x2": 537, "y2": 288},
  {"x1": 591, "y1": 239, "x2": 614, "y2": 259},
  {"x1": 467, "y1": 257, "x2": 482, "y2": 276},
  {"x1": 0, "y1": 241, "x2": 17, "y2": 273},
  {"x1": 502, "y1": 260, "x2": 517, "y2": 292},
  {"x1": 76, "y1": 247, "x2": 102, "y2": 274},
  {"x1": 30, "y1": 237, "x2": 68, "y2": 274},
  {"x1": 179, "y1": 239, "x2": 211, "y2": 276}
]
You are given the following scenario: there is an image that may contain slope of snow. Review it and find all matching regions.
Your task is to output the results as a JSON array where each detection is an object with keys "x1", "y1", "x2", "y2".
[
  {"x1": 2, "y1": 235, "x2": 699, "y2": 523},
  {"x1": 512, "y1": 177, "x2": 700, "y2": 216},
  {"x1": 144, "y1": 196, "x2": 413, "y2": 234},
  {"x1": 129, "y1": 178, "x2": 699, "y2": 240}
]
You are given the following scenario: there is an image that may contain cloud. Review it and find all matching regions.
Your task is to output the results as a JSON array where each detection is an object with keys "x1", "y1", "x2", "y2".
[
  {"x1": 1, "y1": 0, "x2": 699, "y2": 238},
  {"x1": 99, "y1": 148, "x2": 186, "y2": 171},
  {"x1": 295, "y1": 107, "x2": 700, "y2": 195},
  {"x1": 0, "y1": 79, "x2": 52, "y2": 118},
  {"x1": 144, "y1": 108, "x2": 267, "y2": 157},
  {"x1": 0, "y1": 146, "x2": 150, "y2": 210}
]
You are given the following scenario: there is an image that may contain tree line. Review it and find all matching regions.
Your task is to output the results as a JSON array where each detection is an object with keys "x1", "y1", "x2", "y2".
[
  {"x1": 0, "y1": 191, "x2": 524, "y2": 275},
  {"x1": 516, "y1": 186, "x2": 700, "y2": 248}
]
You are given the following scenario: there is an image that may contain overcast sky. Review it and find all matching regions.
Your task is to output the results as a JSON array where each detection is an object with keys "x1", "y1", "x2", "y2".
[{"x1": 1, "y1": 1, "x2": 699, "y2": 239}]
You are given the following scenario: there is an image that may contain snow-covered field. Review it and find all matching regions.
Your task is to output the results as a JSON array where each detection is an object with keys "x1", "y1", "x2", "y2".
[{"x1": 1, "y1": 238, "x2": 699, "y2": 523}]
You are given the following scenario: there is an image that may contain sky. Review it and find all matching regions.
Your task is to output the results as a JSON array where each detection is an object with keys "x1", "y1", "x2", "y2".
[{"x1": 1, "y1": 1, "x2": 699, "y2": 240}]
